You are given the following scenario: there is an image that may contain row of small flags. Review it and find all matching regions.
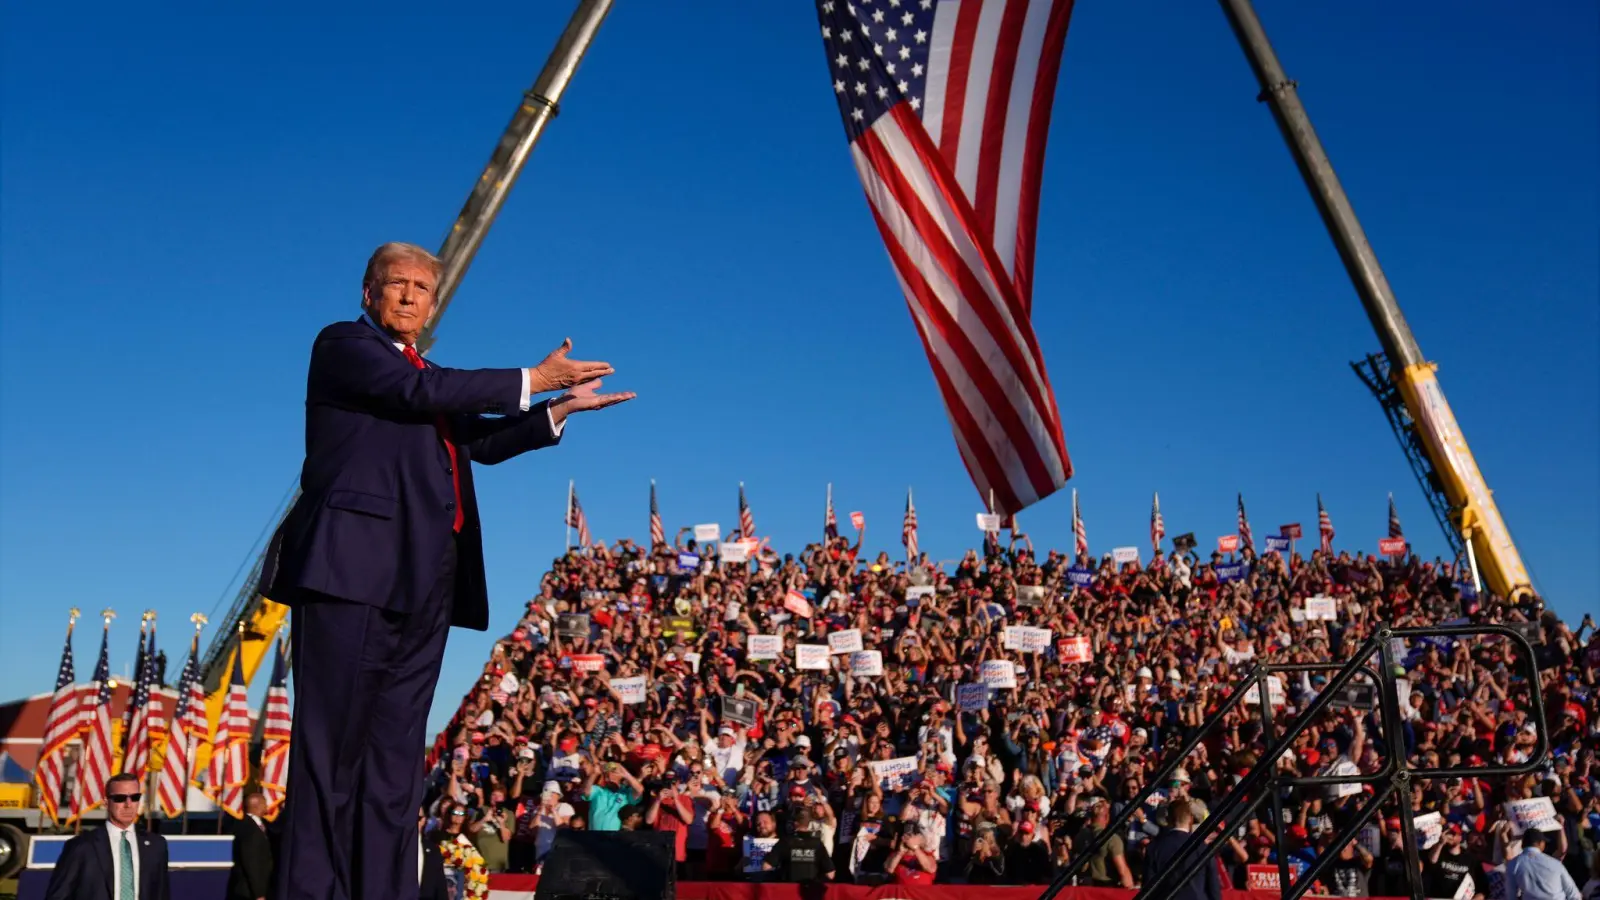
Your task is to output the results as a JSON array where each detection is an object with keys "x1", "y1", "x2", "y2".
[
  {"x1": 561, "y1": 482, "x2": 1405, "y2": 561},
  {"x1": 567, "y1": 481, "x2": 924, "y2": 561},
  {"x1": 33, "y1": 610, "x2": 291, "y2": 826}
]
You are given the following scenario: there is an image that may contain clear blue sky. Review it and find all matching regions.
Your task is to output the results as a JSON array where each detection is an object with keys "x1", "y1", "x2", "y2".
[{"x1": 2, "y1": 2, "x2": 1595, "y2": 736}]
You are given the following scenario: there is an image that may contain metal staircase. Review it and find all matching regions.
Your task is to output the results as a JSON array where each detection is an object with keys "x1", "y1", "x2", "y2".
[{"x1": 1040, "y1": 623, "x2": 1548, "y2": 900}]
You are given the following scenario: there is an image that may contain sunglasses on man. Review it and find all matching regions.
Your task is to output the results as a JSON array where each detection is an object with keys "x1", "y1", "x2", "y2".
[{"x1": 109, "y1": 793, "x2": 142, "y2": 803}]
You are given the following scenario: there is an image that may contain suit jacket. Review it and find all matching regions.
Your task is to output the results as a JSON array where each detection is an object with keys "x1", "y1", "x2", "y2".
[
  {"x1": 419, "y1": 834, "x2": 449, "y2": 900},
  {"x1": 226, "y1": 816, "x2": 273, "y2": 900},
  {"x1": 43, "y1": 826, "x2": 170, "y2": 900},
  {"x1": 263, "y1": 318, "x2": 563, "y2": 631},
  {"x1": 1141, "y1": 828, "x2": 1223, "y2": 900}
]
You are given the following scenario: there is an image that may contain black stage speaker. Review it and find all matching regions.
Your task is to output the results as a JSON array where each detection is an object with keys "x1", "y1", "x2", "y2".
[{"x1": 535, "y1": 830, "x2": 675, "y2": 900}]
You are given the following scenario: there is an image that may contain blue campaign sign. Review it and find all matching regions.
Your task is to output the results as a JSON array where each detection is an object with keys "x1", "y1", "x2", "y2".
[
  {"x1": 1066, "y1": 566, "x2": 1094, "y2": 587},
  {"x1": 1216, "y1": 562, "x2": 1247, "y2": 583},
  {"x1": 677, "y1": 552, "x2": 701, "y2": 572},
  {"x1": 1265, "y1": 535, "x2": 1291, "y2": 553}
]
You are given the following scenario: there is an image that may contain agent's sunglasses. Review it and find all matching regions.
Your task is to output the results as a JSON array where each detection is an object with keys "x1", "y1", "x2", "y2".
[{"x1": 109, "y1": 793, "x2": 142, "y2": 803}]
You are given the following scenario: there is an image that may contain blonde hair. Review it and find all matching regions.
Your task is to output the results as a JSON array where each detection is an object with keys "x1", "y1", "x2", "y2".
[{"x1": 363, "y1": 242, "x2": 442, "y2": 289}]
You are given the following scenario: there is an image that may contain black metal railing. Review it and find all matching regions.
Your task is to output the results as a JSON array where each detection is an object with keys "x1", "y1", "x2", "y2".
[{"x1": 1039, "y1": 623, "x2": 1547, "y2": 900}]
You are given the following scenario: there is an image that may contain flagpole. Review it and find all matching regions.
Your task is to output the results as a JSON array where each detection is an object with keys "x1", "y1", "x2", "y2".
[
  {"x1": 826, "y1": 483, "x2": 832, "y2": 541},
  {"x1": 142, "y1": 610, "x2": 157, "y2": 833},
  {"x1": 906, "y1": 486, "x2": 914, "y2": 564},
  {"x1": 181, "y1": 613, "x2": 206, "y2": 836},
  {"x1": 566, "y1": 480, "x2": 574, "y2": 550}
]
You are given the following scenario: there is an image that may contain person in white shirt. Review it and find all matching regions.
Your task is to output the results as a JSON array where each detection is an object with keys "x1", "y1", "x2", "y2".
[{"x1": 43, "y1": 772, "x2": 170, "y2": 900}]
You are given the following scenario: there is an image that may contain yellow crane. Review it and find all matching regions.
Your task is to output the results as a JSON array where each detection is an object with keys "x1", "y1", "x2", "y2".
[
  {"x1": 1221, "y1": 0, "x2": 1533, "y2": 601},
  {"x1": 192, "y1": 0, "x2": 615, "y2": 767}
]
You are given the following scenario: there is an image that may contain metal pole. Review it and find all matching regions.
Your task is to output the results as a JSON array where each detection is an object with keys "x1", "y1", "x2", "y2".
[
  {"x1": 1217, "y1": 0, "x2": 1424, "y2": 371},
  {"x1": 418, "y1": 0, "x2": 615, "y2": 354}
]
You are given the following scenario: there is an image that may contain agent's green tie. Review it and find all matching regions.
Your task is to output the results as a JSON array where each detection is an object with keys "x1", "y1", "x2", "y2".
[{"x1": 119, "y1": 830, "x2": 136, "y2": 900}]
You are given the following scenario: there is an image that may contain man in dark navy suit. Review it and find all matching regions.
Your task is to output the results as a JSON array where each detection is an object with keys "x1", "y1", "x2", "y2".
[
  {"x1": 1141, "y1": 798, "x2": 1223, "y2": 900},
  {"x1": 264, "y1": 242, "x2": 632, "y2": 900},
  {"x1": 43, "y1": 773, "x2": 170, "y2": 900}
]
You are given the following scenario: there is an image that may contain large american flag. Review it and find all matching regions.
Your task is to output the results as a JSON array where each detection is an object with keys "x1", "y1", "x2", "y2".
[
  {"x1": 825, "y1": 484, "x2": 839, "y2": 541},
  {"x1": 566, "y1": 484, "x2": 591, "y2": 548},
  {"x1": 649, "y1": 481, "x2": 665, "y2": 549},
  {"x1": 258, "y1": 638, "x2": 292, "y2": 818},
  {"x1": 1071, "y1": 488, "x2": 1087, "y2": 557},
  {"x1": 33, "y1": 619, "x2": 79, "y2": 824},
  {"x1": 156, "y1": 634, "x2": 206, "y2": 818},
  {"x1": 1317, "y1": 493, "x2": 1336, "y2": 553},
  {"x1": 902, "y1": 487, "x2": 919, "y2": 560},
  {"x1": 1387, "y1": 493, "x2": 1403, "y2": 539},
  {"x1": 738, "y1": 483, "x2": 756, "y2": 540},
  {"x1": 122, "y1": 623, "x2": 157, "y2": 776},
  {"x1": 815, "y1": 0, "x2": 1076, "y2": 517},
  {"x1": 1237, "y1": 493, "x2": 1254, "y2": 552},
  {"x1": 71, "y1": 622, "x2": 115, "y2": 821},
  {"x1": 206, "y1": 650, "x2": 250, "y2": 818},
  {"x1": 1149, "y1": 492, "x2": 1165, "y2": 553}
]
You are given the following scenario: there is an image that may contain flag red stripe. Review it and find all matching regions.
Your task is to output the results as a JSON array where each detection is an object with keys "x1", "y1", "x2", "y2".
[
  {"x1": 973, "y1": 0, "x2": 1030, "y2": 240},
  {"x1": 938, "y1": 0, "x2": 986, "y2": 164},
  {"x1": 860, "y1": 122, "x2": 1059, "y2": 449},
  {"x1": 867, "y1": 205, "x2": 1023, "y2": 514},
  {"x1": 1010, "y1": 0, "x2": 1074, "y2": 311},
  {"x1": 858, "y1": 121, "x2": 1060, "y2": 500},
  {"x1": 889, "y1": 108, "x2": 1068, "y2": 474}
]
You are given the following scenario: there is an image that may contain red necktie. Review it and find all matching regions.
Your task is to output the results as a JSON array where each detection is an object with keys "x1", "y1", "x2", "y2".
[{"x1": 403, "y1": 346, "x2": 464, "y2": 533}]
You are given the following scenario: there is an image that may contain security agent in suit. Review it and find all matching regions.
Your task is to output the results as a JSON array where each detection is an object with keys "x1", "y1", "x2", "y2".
[
  {"x1": 44, "y1": 772, "x2": 170, "y2": 900},
  {"x1": 227, "y1": 792, "x2": 273, "y2": 900},
  {"x1": 263, "y1": 242, "x2": 633, "y2": 900},
  {"x1": 1141, "y1": 799, "x2": 1222, "y2": 900}
]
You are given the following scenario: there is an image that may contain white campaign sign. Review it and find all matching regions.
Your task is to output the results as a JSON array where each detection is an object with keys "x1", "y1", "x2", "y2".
[
  {"x1": 795, "y1": 644, "x2": 830, "y2": 670},
  {"x1": 1305, "y1": 595, "x2": 1338, "y2": 621},
  {"x1": 747, "y1": 635, "x2": 781, "y2": 660},
  {"x1": 828, "y1": 628, "x2": 864, "y2": 654},
  {"x1": 868, "y1": 756, "x2": 919, "y2": 790},
  {"x1": 976, "y1": 513, "x2": 1002, "y2": 532},
  {"x1": 1112, "y1": 546, "x2": 1140, "y2": 565},
  {"x1": 955, "y1": 683, "x2": 989, "y2": 711},
  {"x1": 741, "y1": 836, "x2": 777, "y2": 874},
  {"x1": 1503, "y1": 798, "x2": 1559, "y2": 836},
  {"x1": 1244, "y1": 674, "x2": 1287, "y2": 707},
  {"x1": 1413, "y1": 811, "x2": 1442, "y2": 849},
  {"x1": 980, "y1": 660, "x2": 1017, "y2": 689},
  {"x1": 849, "y1": 650, "x2": 883, "y2": 677},
  {"x1": 694, "y1": 523, "x2": 721, "y2": 542},
  {"x1": 905, "y1": 586, "x2": 935, "y2": 602},
  {"x1": 1003, "y1": 626, "x2": 1052, "y2": 653},
  {"x1": 610, "y1": 675, "x2": 647, "y2": 705},
  {"x1": 719, "y1": 542, "x2": 749, "y2": 563}
]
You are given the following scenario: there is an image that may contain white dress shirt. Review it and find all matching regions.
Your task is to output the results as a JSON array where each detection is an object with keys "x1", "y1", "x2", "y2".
[
  {"x1": 104, "y1": 820, "x2": 140, "y2": 900},
  {"x1": 360, "y1": 314, "x2": 565, "y2": 438}
]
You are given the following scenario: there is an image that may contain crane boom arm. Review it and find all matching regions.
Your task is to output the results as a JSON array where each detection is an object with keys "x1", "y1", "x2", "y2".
[
  {"x1": 1219, "y1": 0, "x2": 1532, "y2": 600},
  {"x1": 195, "y1": 0, "x2": 615, "y2": 763}
]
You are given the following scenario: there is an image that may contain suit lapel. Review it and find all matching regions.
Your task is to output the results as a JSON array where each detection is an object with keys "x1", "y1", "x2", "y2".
[
  {"x1": 87, "y1": 829, "x2": 112, "y2": 900},
  {"x1": 138, "y1": 833, "x2": 159, "y2": 899}
]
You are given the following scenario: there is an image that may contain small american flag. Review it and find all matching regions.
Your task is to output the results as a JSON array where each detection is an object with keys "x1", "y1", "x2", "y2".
[
  {"x1": 1317, "y1": 493, "x2": 1335, "y2": 553},
  {"x1": 33, "y1": 620, "x2": 78, "y2": 824},
  {"x1": 902, "y1": 487, "x2": 919, "y2": 560},
  {"x1": 1071, "y1": 489, "x2": 1087, "y2": 557},
  {"x1": 567, "y1": 484, "x2": 592, "y2": 548},
  {"x1": 825, "y1": 484, "x2": 839, "y2": 541},
  {"x1": 1150, "y1": 492, "x2": 1165, "y2": 553},
  {"x1": 257, "y1": 638, "x2": 292, "y2": 818},
  {"x1": 1387, "y1": 493, "x2": 1403, "y2": 539},
  {"x1": 1237, "y1": 493, "x2": 1254, "y2": 552},
  {"x1": 122, "y1": 623, "x2": 157, "y2": 776},
  {"x1": 71, "y1": 623, "x2": 115, "y2": 821},
  {"x1": 814, "y1": 0, "x2": 1076, "y2": 516},
  {"x1": 649, "y1": 481, "x2": 665, "y2": 549},
  {"x1": 156, "y1": 635, "x2": 206, "y2": 818},
  {"x1": 206, "y1": 649, "x2": 250, "y2": 818},
  {"x1": 738, "y1": 483, "x2": 756, "y2": 540}
]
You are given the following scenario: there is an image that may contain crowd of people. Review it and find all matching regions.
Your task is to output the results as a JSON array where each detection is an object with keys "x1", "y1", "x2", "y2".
[{"x1": 419, "y1": 522, "x2": 1598, "y2": 899}]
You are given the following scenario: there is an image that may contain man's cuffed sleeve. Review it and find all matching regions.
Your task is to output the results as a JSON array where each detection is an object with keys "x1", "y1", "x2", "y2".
[{"x1": 523, "y1": 369, "x2": 566, "y2": 437}]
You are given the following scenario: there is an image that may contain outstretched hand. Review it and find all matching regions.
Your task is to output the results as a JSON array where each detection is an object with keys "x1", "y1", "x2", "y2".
[
  {"x1": 531, "y1": 338, "x2": 614, "y2": 393},
  {"x1": 551, "y1": 378, "x2": 635, "y2": 425}
]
